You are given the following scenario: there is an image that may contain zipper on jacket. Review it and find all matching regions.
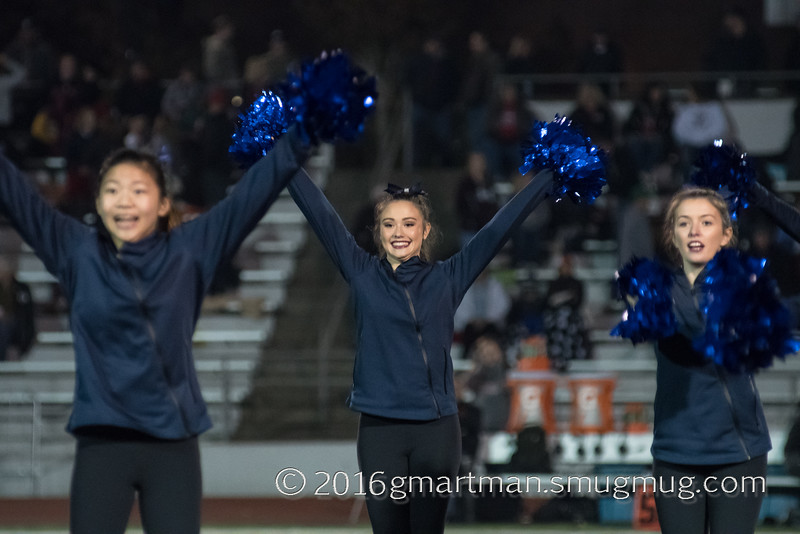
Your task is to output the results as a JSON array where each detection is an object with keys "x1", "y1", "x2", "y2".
[
  {"x1": 120, "y1": 255, "x2": 191, "y2": 434},
  {"x1": 402, "y1": 286, "x2": 441, "y2": 417},
  {"x1": 696, "y1": 277, "x2": 751, "y2": 459},
  {"x1": 714, "y1": 365, "x2": 751, "y2": 460}
]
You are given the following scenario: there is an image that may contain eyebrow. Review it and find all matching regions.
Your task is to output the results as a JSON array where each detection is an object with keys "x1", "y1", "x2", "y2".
[
  {"x1": 676, "y1": 213, "x2": 717, "y2": 220},
  {"x1": 382, "y1": 216, "x2": 418, "y2": 222}
]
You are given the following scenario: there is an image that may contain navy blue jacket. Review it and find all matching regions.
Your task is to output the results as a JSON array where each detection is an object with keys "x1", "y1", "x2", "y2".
[
  {"x1": 652, "y1": 268, "x2": 772, "y2": 465},
  {"x1": 0, "y1": 127, "x2": 308, "y2": 439},
  {"x1": 289, "y1": 169, "x2": 553, "y2": 420},
  {"x1": 652, "y1": 180, "x2": 800, "y2": 465}
]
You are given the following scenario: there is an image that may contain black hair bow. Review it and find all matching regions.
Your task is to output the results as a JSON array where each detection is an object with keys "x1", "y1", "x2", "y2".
[{"x1": 385, "y1": 182, "x2": 427, "y2": 198}]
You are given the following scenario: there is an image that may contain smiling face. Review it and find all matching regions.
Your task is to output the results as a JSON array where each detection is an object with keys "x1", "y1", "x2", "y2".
[
  {"x1": 378, "y1": 200, "x2": 431, "y2": 269},
  {"x1": 671, "y1": 197, "x2": 733, "y2": 281},
  {"x1": 96, "y1": 162, "x2": 171, "y2": 250}
]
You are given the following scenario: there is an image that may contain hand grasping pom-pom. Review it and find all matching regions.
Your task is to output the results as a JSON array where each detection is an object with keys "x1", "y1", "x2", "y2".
[
  {"x1": 229, "y1": 91, "x2": 288, "y2": 168},
  {"x1": 280, "y1": 49, "x2": 377, "y2": 145},
  {"x1": 690, "y1": 141, "x2": 756, "y2": 219},
  {"x1": 519, "y1": 115, "x2": 607, "y2": 204},
  {"x1": 610, "y1": 257, "x2": 677, "y2": 344},
  {"x1": 693, "y1": 248, "x2": 799, "y2": 371}
]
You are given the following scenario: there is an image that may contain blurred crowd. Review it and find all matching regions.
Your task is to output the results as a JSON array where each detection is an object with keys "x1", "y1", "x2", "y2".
[{"x1": 1, "y1": 8, "x2": 800, "y2": 373}]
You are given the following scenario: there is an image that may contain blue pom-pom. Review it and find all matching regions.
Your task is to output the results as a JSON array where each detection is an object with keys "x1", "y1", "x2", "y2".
[
  {"x1": 280, "y1": 50, "x2": 377, "y2": 144},
  {"x1": 519, "y1": 115, "x2": 607, "y2": 204},
  {"x1": 610, "y1": 257, "x2": 677, "y2": 343},
  {"x1": 690, "y1": 141, "x2": 756, "y2": 219},
  {"x1": 229, "y1": 91, "x2": 288, "y2": 168},
  {"x1": 693, "y1": 248, "x2": 800, "y2": 372}
]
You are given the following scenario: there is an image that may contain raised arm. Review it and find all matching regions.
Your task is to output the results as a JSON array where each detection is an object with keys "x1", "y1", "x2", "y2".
[
  {"x1": 447, "y1": 169, "x2": 554, "y2": 295},
  {"x1": 749, "y1": 181, "x2": 800, "y2": 243},
  {"x1": 288, "y1": 170, "x2": 368, "y2": 282},
  {"x1": 0, "y1": 153, "x2": 86, "y2": 275},
  {"x1": 179, "y1": 125, "x2": 311, "y2": 279}
]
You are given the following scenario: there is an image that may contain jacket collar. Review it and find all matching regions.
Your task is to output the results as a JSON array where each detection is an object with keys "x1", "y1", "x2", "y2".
[
  {"x1": 97, "y1": 220, "x2": 165, "y2": 257},
  {"x1": 381, "y1": 255, "x2": 428, "y2": 283}
]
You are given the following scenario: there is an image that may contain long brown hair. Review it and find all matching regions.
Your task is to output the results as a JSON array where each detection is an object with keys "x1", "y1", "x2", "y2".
[
  {"x1": 372, "y1": 191, "x2": 439, "y2": 262},
  {"x1": 661, "y1": 186, "x2": 737, "y2": 264},
  {"x1": 97, "y1": 148, "x2": 181, "y2": 231}
]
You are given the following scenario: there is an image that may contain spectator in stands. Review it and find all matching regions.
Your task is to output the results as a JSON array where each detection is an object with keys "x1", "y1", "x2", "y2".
[
  {"x1": 503, "y1": 34, "x2": 537, "y2": 98},
  {"x1": 404, "y1": 35, "x2": 459, "y2": 167},
  {"x1": 455, "y1": 151, "x2": 498, "y2": 248},
  {"x1": 287, "y1": 153, "x2": 575, "y2": 534},
  {"x1": 0, "y1": 256, "x2": 35, "y2": 361},
  {"x1": 454, "y1": 268, "x2": 512, "y2": 356},
  {"x1": 465, "y1": 334, "x2": 509, "y2": 432},
  {"x1": 704, "y1": 6, "x2": 766, "y2": 97},
  {"x1": 0, "y1": 118, "x2": 313, "y2": 533},
  {"x1": 614, "y1": 186, "x2": 795, "y2": 533},
  {"x1": 486, "y1": 81, "x2": 535, "y2": 181},
  {"x1": 616, "y1": 184, "x2": 657, "y2": 267},
  {"x1": 122, "y1": 114, "x2": 151, "y2": 151},
  {"x1": 671, "y1": 82, "x2": 737, "y2": 177},
  {"x1": 623, "y1": 81, "x2": 675, "y2": 173},
  {"x1": 201, "y1": 14, "x2": 240, "y2": 93},
  {"x1": 542, "y1": 254, "x2": 591, "y2": 371},
  {"x1": 0, "y1": 54, "x2": 26, "y2": 155},
  {"x1": 3, "y1": 18, "x2": 57, "y2": 131},
  {"x1": 458, "y1": 31, "x2": 501, "y2": 155},
  {"x1": 506, "y1": 279, "x2": 545, "y2": 340},
  {"x1": 46, "y1": 53, "x2": 102, "y2": 156},
  {"x1": 61, "y1": 106, "x2": 115, "y2": 220},
  {"x1": 161, "y1": 63, "x2": 206, "y2": 137},
  {"x1": 577, "y1": 28, "x2": 623, "y2": 97},
  {"x1": 568, "y1": 82, "x2": 617, "y2": 151},
  {"x1": 243, "y1": 29, "x2": 296, "y2": 98},
  {"x1": 114, "y1": 58, "x2": 163, "y2": 121}
]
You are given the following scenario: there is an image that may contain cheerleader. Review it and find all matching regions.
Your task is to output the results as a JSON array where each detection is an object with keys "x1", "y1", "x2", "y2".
[
  {"x1": 287, "y1": 116, "x2": 606, "y2": 533},
  {"x1": 613, "y1": 180, "x2": 798, "y2": 533}
]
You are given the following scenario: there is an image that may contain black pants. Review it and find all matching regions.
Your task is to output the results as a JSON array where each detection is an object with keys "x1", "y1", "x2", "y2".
[
  {"x1": 357, "y1": 413, "x2": 461, "y2": 534},
  {"x1": 70, "y1": 427, "x2": 201, "y2": 534},
  {"x1": 653, "y1": 455, "x2": 767, "y2": 534}
]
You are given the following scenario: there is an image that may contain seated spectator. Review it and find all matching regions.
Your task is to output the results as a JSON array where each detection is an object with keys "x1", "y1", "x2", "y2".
[
  {"x1": 543, "y1": 255, "x2": 592, "y2": 371},
  {"x1": 115, "y1": 58, "x2": 163, "y2": 121},
  {"x1": 623, "y1": 81, "x2": 675, "y2": 173},
  {"x1": 671, "y1": 82, "x2": 737, "y2": 176},
  {"x1": 486, "y1": 81, "x2": 535, "y2": 182},
  {"x1": 568, "y1": 82, "x2": 617, "y2": 150},
  {"x1": 161, "y1": 63, "x2": 205, "y2": 136},
  {"x1": 454, "y1": 268, "x2": 511, "y2": 355},
  {"x1": 455, "y1": 152, "x2": 498, "y2": 248},
  {"x1": 0, "y1": 256, "x2": 36, "y2": 361},
  {"x1": 465, "y1": 335, "x2": 510, "y2": 432},
  {"x1": 704, "y1": 6, "x2": 766, "y2": 97}
]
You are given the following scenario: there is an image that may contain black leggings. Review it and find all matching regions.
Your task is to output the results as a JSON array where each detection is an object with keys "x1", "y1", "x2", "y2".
[
  {"x1": 69, "y1": 427, "x2": 201, "y2": 534},
  {"x1": 357, "y1": 413, "x2": 461, "y2": 534},
  {"x1": 652, "y1": 455, "x2": 767, "y2": 534}
]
